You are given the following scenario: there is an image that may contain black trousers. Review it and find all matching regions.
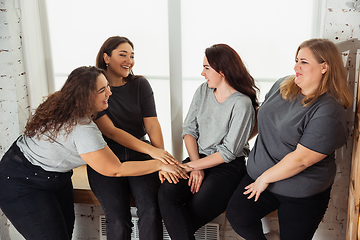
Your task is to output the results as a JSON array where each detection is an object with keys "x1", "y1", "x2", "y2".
[
  {"x1": 0, "y1": 141, "x2": 74, "y2": 240},
  {"x1": 226, "y1": 174, "x2": 331, "y2": 240},
  {"x1": 158, "y1": 156, "x2": 246, "y2": 240}
]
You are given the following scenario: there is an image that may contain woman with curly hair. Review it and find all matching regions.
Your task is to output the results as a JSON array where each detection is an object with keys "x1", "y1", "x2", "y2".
[{"x1": 0, "y1": 66, "x2": 189, "y2": 240}]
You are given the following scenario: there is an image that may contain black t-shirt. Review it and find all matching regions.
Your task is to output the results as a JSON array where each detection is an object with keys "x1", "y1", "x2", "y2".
[{"x1": 97, "y1": 76, "x2": 157, "y2": 148}]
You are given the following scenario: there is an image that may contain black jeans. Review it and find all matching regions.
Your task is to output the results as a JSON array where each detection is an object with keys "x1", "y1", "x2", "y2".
[
  {"x1": 158, "y1": 155, "x2": 246, "y2": 240},
  {"x1": 226, "y1": 174, "x2": 331, "y2": 240},
  {"x1": 87, "y1": 142, "x2": 162, "y2": 240},
  {"x1": 0, "y1": 141, "x2": 74, "y2": 240}
]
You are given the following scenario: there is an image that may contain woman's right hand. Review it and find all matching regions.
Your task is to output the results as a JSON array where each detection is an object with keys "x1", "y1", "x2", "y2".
[
  {"x1": 160, "y1": 162, "x2": 192, "y2": 180},
  {"x1": 158, "y1": 171, "x2": 180, "y2": 184},
  {"x1": 243, "y1": 176, "x2": 269, "y2": 202},
  {"x1": 150, "y1": 147, "x2": 179, "y2": 165}
]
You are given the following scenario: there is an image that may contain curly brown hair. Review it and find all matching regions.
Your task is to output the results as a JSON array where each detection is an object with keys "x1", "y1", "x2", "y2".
[{"x1": 24, "y1": 66, "x2": 105, "y2": 140}]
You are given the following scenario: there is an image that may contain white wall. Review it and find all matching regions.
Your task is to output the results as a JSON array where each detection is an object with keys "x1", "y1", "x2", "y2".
[
  {"x1": 0, "y1": 0, "x2": 30, "y2": 239},
  {"x1": 314, "y1": 1, "x2": 360, "y2": 239}
]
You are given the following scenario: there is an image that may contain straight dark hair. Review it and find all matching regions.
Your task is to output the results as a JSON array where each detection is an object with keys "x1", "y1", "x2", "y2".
[
  {"x1": 96, "y1": 36, "x2": 140, "y2": 82},
  {"x1": 205, "y1": 44, "x2": 259, "y2": 109}
]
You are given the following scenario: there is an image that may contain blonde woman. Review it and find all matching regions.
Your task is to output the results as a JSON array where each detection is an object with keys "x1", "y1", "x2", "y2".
[{"x1": 226, "y1": 38, "x2": 352, "y2": 240}]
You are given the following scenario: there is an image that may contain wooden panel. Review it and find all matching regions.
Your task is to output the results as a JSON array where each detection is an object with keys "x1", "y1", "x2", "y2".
[
  {"x1": 71, "y1": 165, "x2": 136, "y2": 206},
  {"x1": 72, "y1": 165, "x2": 100, "y2": 205},
  {"x1": 73, "y1": 189, "x2": 100, "y2": 205},
  {"x1": 346, "y1": 58, "x2": 360, "y2": 240}
]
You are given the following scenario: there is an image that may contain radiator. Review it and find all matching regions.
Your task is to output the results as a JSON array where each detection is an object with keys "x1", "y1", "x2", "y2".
[{"x1": 99, "y1": 215, "x2": 220, "y2": 240}]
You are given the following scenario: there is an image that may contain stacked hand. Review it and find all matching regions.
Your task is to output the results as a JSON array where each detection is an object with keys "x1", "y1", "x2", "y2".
[
  {"x1": 150, "y1": 148, "x2": 179, "y2": 165},
  {"x1": 159, "y1": 162, "x2": 192, "y2": 184}
]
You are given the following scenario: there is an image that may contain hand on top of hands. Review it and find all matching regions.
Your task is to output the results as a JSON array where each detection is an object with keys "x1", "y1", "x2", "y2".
[
  {"x1": 158, "y1": 163, "x2": 193, "y2": 184},
  {"x1": 150, "y1": 148, "x2": 179, "y2": 165},
  {"x1": 160, "y1": 162, "x2": 192, "y2": 181}
]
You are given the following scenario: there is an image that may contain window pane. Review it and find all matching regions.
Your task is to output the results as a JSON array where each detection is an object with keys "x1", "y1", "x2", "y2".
[
  {"x1": 181, "y1": 0, "x2": 316, "y2": 102},
  {"x1": 45, "y1": 0, "x2": 173, "y2": 151}
]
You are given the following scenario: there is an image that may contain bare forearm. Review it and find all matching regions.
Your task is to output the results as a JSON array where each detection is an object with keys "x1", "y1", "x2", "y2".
[
  {"x1": 113, "y1": 160, "x2": 162, "y2": 177},
  {"x1": 257, "y1": 152, "x2": 308, "y2": 184},
  {"x1": 82, "y1": 146, "x2": 161, "y2": 177},
  {"x1": 146, "y1": 124, "x2": 165, "y2": 149},
  {"x1": 244, "y1": 144, "x2": 326, "y2": 202},
  {"x1": 95, "y1": 115, "x2": 156, "y2": 155},
  {"x1": 109, "y1": 130, "x2": 155, "y2": 154},
  {"x1": 186, "y1": 152, "x2": 225, "y2": 170},
  {"x1": 184, "y1": 134, "x2": 225, "y2": 170}
]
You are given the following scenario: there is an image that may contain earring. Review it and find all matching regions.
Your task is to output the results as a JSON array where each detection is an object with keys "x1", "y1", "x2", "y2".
[{"x1": 106, "y1": 63, "x2": 108, "y2": 67}]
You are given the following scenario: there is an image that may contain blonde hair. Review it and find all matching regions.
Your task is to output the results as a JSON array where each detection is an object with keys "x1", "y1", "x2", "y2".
[{"x1": 280, "y1": 39, "x2": 352, "y2": 108}]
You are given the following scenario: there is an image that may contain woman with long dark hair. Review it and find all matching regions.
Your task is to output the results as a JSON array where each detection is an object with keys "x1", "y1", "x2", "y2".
[{"x1": 158, "y1": 44, "x2": 259, "y2": 240}]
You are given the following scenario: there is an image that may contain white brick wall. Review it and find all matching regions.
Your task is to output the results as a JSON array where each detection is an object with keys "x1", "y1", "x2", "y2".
[{"x1": 0, "y1": 0, "x2": 29, "y2": 239}]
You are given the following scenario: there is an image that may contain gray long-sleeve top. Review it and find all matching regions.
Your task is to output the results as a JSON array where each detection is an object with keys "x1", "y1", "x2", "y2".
[{"x1": 182, "y1": 82, "x2": 255, "y2": 163}]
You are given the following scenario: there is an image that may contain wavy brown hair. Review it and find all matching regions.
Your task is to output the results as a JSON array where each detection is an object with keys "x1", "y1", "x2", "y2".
[
  {"x1": 24, "y1": 66, "x2": 105, "y2": 140},
  {"x1": 280, "y1": 38, "x2": 352, "y2": 108},
  {"x1": 96, "y1": 36, "x2": 141, "y2": 82},
  {"x1": 205, "y1": 44, "x2": 259, "y2": 109}
]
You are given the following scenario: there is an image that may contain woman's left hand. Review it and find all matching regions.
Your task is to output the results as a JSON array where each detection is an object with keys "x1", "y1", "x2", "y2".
[
  {"x1": 188, "y1": 170, "x2": 204, "y2": 194},
  {"x1": 243, "y1": 177, "x2": 269, "y2": 202}
]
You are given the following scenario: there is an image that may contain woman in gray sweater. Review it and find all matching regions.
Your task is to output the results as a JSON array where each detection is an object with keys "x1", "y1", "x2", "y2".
[{"x1": 158, "y1": 44, "x2": 259, "y2": 240}]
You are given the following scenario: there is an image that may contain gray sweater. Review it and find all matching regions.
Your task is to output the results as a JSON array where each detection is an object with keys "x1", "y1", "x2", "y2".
[{"x1": 182, "y1": 82, "x2": 255, "y2": 163}]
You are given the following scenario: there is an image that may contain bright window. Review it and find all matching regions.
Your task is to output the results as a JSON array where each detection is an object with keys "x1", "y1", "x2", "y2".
[{"x1": 45, "y1": 0, "x2": 320, "y2": 156}]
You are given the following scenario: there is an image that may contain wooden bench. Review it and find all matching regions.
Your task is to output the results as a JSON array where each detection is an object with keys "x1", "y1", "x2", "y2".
[
  {"x1": 71, "y1": 165, "x2": 136, "y2": 206},
  {"x1": 72, "y1": 165, "x2": 100, "y2": 205},
  {"x1": 71, "y1": 165, "x2": 277, "y2": 217}
]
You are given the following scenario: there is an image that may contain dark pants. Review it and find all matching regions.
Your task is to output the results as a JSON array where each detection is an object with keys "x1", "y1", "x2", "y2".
[
  {"x1": 87, "y1": 143, "x2": 162, "y2": 240},
  {"x1": 158, "y1": 156, "x2": 246, "y2": 240},
  {"x1": 226, "y1": 174, "x2": 331, "y2": 240},
  {"x1": 0, "y1": 142, "x2": 74, "y2": 240}
]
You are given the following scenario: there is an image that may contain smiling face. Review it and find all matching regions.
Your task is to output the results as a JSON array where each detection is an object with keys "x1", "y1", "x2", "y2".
[
  {"x1": 201, "y1": 56, "x2": 223, "y2": 89},
  {"x1": 94, "y1": 73, "x2": 112, "y2": 113},
  {"x1": 294, "y1": 47, "x2": 328, "y2": 96},
  {"x1": 104, "y1": 42, "x2": 134, "y2": 80}
]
